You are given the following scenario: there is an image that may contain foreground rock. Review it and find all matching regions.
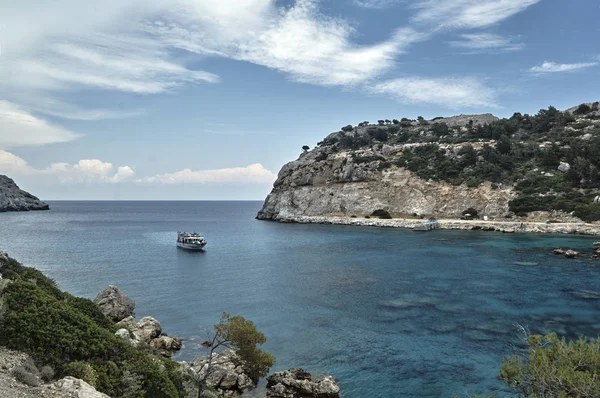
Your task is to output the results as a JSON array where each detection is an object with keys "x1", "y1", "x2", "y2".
[
  {"x1": 185, "y1": 349, "x2": 255, "y2": 397},
  {"x1": 0, "y1": 175, "x2": 49, "y2": 212},
  {"x1": 95, "y1": 285, "x2": 182, "y2": 357},
  {"x1": 0, "y1": 347, "x2": 108, "y2": 397},
  {"x1": 266, "y1": 368, "x2": 340, "y2": 398},
  {"x1": 94, "y1": 285, "x2": 135, "y2": 322}
]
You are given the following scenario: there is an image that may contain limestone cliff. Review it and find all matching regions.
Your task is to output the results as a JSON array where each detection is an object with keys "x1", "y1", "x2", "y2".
[
  {"x1": 257, "y1": 143, "x2": 515, "y2": 221},
  {"x1": 0, "y1": 175, "x2": 49, "y2": 212}
]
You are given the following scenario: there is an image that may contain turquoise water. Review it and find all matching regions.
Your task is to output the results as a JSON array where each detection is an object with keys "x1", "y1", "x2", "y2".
[{"x1": 1, "y1": 201, "x2": 600, "y2": 397}]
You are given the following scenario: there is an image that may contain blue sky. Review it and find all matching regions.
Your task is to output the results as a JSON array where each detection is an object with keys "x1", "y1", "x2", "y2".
[{"x1": 1, "y1": 0, "x2": 599, "y2": 200}]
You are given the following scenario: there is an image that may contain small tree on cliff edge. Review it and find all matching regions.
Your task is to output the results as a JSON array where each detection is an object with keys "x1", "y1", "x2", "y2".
[{"x1": 196, "y1": 313, "x2": 274, "y2": 397}]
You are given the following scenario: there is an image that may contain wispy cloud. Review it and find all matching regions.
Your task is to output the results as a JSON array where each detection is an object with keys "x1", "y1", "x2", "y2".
[
  {"x1": 16, "y1": 35, "x2": 219, "y2": 94},
  {"x1": 0, "y1": 150, "x2": 135, "y2": 183},
  {"x1": 140, "y1": 163, "x2": 277, "y2": 184},
  {"x1": 0, "y1": 101, "x2": 80, "y2": 148},
  {"x1": 370, "y1": 77, "x2": 497, "y2": 108},
  {"x1": 448, "y1": 33, "x2": 524, "y2": 52},
  {"x1": 353, "y1": 0, "x2": 403, "y2": 9},
  {"x1": 413, "y1": 0, "x2": 541, "y2": 29},
  {"x1": 149, "y1": 0, "x2": 427, "y2": 87},
  {"x1": 529, "y1": 61, "x2": 598, "y2": 74}
]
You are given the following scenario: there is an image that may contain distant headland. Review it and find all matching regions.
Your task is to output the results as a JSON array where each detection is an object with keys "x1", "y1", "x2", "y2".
[
  {"x1": 0, "y1": 175, "x2": 49, "y2": 212},
  {"x1": 257, "y1": 102, "x2": 600, "y2": 232}
]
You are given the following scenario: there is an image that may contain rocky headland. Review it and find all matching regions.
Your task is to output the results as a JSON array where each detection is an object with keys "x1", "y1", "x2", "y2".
[
  {"x1": 0, "y1": 251, "x2": 341, "y2": 398},
  {"x1": 0, "y1": 175, "x2": 49, "y2": 212},
  {"x1": 258, "y1": 103, "x2": 600, "y2": 233}
]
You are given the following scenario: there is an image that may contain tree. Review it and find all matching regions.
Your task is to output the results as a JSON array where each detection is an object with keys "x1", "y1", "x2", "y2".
[
  {"x1": 377, "y1": 120, "x2": 385, "y2": 126},
  {"x1": 574, "y1": 103, "x2": 592, "y2": 115},
  {"x1": 496, "y1": 135, "x2": 512, "y2": 154},
  {"x1": 196, "y1": 313, "x2": 274, "y2": 398},
  {"x1": 302, "y1": 145, "x2": 310, "y2": 152},
  {"x1": 384, "y1": 119, "x2": 391, "y2": 125},
  {"x1": 341, "y1": 125, "x2": 354, "y2": 132},
  {"x1": 501, "y1": 332, "x2": 600, "y2": 397},
  {"x1": 392, "y1": 119, "x2": 399, "y2": 125}
]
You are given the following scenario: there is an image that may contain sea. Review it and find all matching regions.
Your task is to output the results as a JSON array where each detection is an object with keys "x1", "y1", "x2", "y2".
[{"x1": 1, "y1": 201, "x2": 600, "y2": 398}]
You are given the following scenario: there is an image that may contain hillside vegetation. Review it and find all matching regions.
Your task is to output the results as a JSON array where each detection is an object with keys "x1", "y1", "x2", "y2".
[
  {"x1": 315, "y1": 102, "x2": 600, "y2": 221},
  {"x1": 0, "y1": 254, "x2": 186, "y2": 397}
]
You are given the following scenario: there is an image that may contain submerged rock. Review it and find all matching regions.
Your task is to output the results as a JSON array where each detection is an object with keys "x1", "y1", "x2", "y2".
[
  {"x1": 94, "y1": 285, "x2": 135, "y2": 322},
  {"x1": 564, "y1": 250, "x2": 579, "y2": 258},
  {"x1": 0, "y1": 175, "x2": 49, "y2": 212},
  {"x1": 266, "y1": 368, "x2": 340, "y2": 398}
]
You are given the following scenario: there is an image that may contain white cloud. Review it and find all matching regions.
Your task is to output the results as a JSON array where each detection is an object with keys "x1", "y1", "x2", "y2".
[
  {"x1": 0, "y1": 100, "x2": 80, "y2": 148},
  {"x1": 140, "y1": 163, "x2": 277, "y2": 184},
  {"x1": 530, "y1": 61, "x2": 598, "y2": 73},
  {"x1": 353, "y1": 0, "x2": 403, "y2": 9},
  {"x1": 370, "y1": 77, "x2": 497, "y2": 108},
  {"x1": 148, "y1": 0, "x2": 427, "y2": 86},
  {"x1": 111, "y1": 166, "x2": 136, "y2": 183},
  {"x1": 0, "y1": 150, "x2": 135, "y2": 183},
  {"x1": 413, "y1": 0, "x2": 541, "y2": 29},
  {"x1": 11, "y1": 35, "x2": 219, "y2": 95},
  {"x1": 449, "y1": 33, "x2": 524, "y2": 52}
]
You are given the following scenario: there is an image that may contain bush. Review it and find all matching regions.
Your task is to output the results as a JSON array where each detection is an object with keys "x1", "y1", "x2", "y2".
[
  {"x1": 12, "y1": 364, "x2": 41, "y2": 387},
  {"x1": 64, "y1": 361, "x2": 98, "y2": 387},
  {"x1": 501, "y1": 333, "x2": 600, "y2": 397},
  {"x1": 40, "y1": 365, "x2": 55, "y2": 382},
  {"x1": 0, "y1": 256, "x2": 187, "y2": 398},
  {"x1": 574, "y1": 103, "x2": 592, "y2": 115},
  {"x1": 371, "y1": 209, "x2": 392, "y2": 219}
]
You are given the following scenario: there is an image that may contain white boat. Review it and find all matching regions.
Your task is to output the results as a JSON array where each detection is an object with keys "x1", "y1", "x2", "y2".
[{"x1": 177, "y1": 232, "x2": 207, "y2": 250}]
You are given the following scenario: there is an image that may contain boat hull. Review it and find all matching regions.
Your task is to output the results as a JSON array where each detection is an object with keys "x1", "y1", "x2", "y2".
[{"x1": 177, "y1": 242, "x2": 206, "y2": 251}]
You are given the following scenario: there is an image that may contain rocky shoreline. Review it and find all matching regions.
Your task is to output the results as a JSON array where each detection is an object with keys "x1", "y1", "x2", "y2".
[
  {"x1": 271, "y1": 215, "x2": 600, "y2": 236},
  {"x1": 0, "y1": 175, "x2": 49, "y2": 212}
]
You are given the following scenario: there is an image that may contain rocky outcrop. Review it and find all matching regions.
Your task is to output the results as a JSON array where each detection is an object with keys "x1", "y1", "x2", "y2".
[
  {"x1": 95, "y1": 285, "x2": 182, "y2": 357},
  {"x1": 257, "y1": 146, "x2": 515, "y2": 221},
  {"x1": 53, "y1": 376, "x2": 110, "y2": 398},
  {"x1": 0, "y1": 175, "x2": 49, "y2": 212},
  {"x1": 185, "y1": 349, "x2": 256, "y2": 397},
  {"x1": 0, "y1": 347, "x2": 108, "y2": 398},
  {"x1": 93, "y1": 285, "x2": 135, "y2": 322},
  {"x1": 266, "y1": 368, "x2": 340, "y2": 398},
  {"x1": 115, "y1": 315, "x2": 182, "y2": 356}
]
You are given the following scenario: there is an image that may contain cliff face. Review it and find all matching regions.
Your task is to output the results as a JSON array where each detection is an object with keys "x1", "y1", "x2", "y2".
[
  {"x1": 0, "y1": 175, "x2": 49, "y2": 212},
  {"x1": 257, "y1": 146, "x2": 514, "y2": 221}
]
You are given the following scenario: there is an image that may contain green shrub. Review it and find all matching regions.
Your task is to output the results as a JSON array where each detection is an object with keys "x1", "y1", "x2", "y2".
[
  {"x1": 64, "y1": 361, "x2": 98, "y2": 387},
  {"x1": 40, "y1": 365, "x2": 55, "y2": 382},
  {"x1": 574, "y1": 103, "x2": 592, "y2": 115},
  {"x1": 501, "y1": 333, "x2": 600, "y2": 397},
  {"x1": 0, "y1": 256, "x2": 187, "y2": 398}
]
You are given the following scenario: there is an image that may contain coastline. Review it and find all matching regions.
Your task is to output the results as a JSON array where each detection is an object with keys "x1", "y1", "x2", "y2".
[{"x1": 273, "y1": 215, "x2": 600, "y2": 236}]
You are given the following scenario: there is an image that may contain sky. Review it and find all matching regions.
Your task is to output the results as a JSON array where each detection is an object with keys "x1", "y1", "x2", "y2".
[{"x1": 0, "y1": 0, "x2": 599, "y2": 200}]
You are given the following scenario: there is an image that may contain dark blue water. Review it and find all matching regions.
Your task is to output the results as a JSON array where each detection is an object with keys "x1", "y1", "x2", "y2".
[{"x1": 1, "y1": 201, "x2": 600, "y2": 397}]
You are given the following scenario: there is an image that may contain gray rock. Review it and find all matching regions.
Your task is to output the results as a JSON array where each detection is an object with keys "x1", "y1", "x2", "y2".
[
  {"x1": 115, "y1": 328, "x2": 140, "y2": 347},
  {"x1": 553, "y1": 248, "x2": 566, "y2": 255},
  {"x1": 189, "y1": 349, "x2": 256, "y2": 397},
  {"x1": 565, "y1": 250, "x2": 579, "y2": 258},
  {"x1": 0, "y1": 175, "x2": 49, "y2": 212},
  {"x1": 54, "y1": 376, "x2": 110, "y2": 397},
  {"x1": 93, "y1": 285, "x2": 135, "y2": 322},
  {"x1": 558, "y1": 162, "x2": 571, "y2": 173},
  {"x1": 266, "y1": 368, "x2": 340, "y2": 398},
  {"x1": 149, "y1": 335, "x2": 183, "y2": 356},
  {"x1": 134, "y1": 316, "x2": 162, "y2": 343}
]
